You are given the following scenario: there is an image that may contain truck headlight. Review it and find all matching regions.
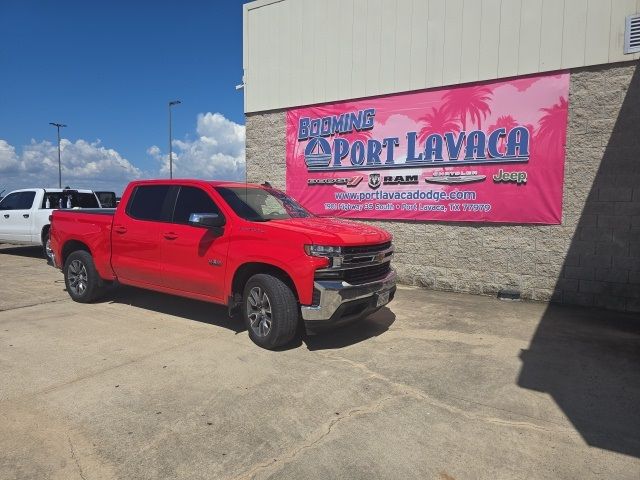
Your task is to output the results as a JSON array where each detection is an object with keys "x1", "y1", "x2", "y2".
[
  {"x1": 304, "y1": 245, "x2": 343, "y2": 268},
  {"x1": 304, "y1": 245, "x2": 342, "y2": 257}
]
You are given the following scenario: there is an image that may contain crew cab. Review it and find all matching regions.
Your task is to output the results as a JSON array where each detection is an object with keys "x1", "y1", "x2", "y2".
[
  {"x1": 0, "y1": 188, "x2": 102, "y2": 259},
  {"x1": 50, "y1": 180, "x2": 396, "y2": 349}
]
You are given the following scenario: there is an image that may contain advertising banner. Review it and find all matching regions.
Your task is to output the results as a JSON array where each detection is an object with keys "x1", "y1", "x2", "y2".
[{"x1": 286, "y1": 72, "x2": 569, "y2": 224}]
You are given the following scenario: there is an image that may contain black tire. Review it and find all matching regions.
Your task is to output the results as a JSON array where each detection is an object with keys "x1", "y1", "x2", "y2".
[
  {"x1": 242, "y1": 273, "x2": 299, "y2": 349},
  {"x1": 42, "y1": 228, "x2": 53, "y2": 262},
  {"x1": 63, "y1": 250, "x2": 103, "y2": 303}
]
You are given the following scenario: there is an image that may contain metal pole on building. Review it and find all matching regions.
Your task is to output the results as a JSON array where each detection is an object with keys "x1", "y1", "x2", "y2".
[
  {"x1": 168, "y1": 100, "x2": 181, "y2": 179},
  {"x1": 49, "y1": 122, "x2": 67, "y2": 188}
]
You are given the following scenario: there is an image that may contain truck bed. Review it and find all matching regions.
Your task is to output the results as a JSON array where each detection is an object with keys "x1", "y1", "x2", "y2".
[
  {"x1": 58, "y1": 208, "x2": 116, "y2": 216},
  {"x1": 51, "y1": 208, "x2": 116, "y2": 280}
]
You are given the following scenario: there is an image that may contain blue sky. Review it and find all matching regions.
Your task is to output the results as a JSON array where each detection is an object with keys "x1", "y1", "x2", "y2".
[{"x1": 0, "y1": 0, "x2": 249, "y2": 194}]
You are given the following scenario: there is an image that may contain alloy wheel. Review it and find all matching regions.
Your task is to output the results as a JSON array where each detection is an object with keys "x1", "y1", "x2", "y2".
[
  {"x1": 68, "y1": 259, "x2": 88, "y2": 296},
  {"x1": 247, "y1": 286, "x2": 272, "y2": 337},
  {"x1": 45, "y1": 237, "x2": 53, "y2": 260}
]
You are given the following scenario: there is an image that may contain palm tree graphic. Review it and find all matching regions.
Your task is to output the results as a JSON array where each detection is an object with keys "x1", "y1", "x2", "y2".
[
  {"x1": 443, "y1": 86, "x2": 493, "y2": 131},
  {"x1": 537, "y1": 97, "x2": 568, "y2": 155},
  {"x1": 417, "y1": 106, "x2": 460, "y2": 144},
  {"x1": 488, "y1": 115, "x2": 518, "y2": 153}
]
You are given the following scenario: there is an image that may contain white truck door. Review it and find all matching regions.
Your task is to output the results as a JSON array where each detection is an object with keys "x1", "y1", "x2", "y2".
[{"x1": 0, "y1": 191, "x2": 36, "y2": 243}]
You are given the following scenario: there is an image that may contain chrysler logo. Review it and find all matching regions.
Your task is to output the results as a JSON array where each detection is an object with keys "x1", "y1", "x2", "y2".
[{"x1": 424, "y1": 174, "x2": 486, "y2": 184}]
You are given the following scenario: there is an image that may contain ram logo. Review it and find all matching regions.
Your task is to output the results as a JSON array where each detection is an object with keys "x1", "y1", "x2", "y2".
[
  {"x1": 383, "y1": 175, "x2": 419, "y2": 185},
  {"x1": 368, "y1": 173, "x2": 381, "y2": 189}
]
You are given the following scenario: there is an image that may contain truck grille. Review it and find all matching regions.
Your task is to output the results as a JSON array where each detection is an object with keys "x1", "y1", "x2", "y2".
[
  {"x1": 343, "y1": 242, "x2": 391, "y2": 255},
  {"x1": 315, "y1": 242, "x2": 393, "y2": 285},
  {"x1": 343, "y1": 262, "x2": 391, "y2": 285}
]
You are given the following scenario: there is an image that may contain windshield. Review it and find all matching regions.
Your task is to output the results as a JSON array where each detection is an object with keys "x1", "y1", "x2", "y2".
[{"x1": 215, "y1": 186, "x2": 312, "y2": 221}]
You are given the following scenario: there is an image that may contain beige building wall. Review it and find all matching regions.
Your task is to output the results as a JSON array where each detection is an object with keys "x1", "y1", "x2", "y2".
[
  {"x1": 246, "y1": 61, "x2": 640, "y2": 312},
  {"x1": 243, "y1": 0, "x2": 640, "y2": 113}
]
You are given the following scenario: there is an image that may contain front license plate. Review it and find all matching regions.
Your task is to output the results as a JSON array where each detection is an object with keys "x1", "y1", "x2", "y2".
[{"x1": 376, "y1": 290, "x2": 390, "y2": 307}]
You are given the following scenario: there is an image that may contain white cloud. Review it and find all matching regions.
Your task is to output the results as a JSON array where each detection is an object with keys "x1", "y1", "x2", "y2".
[
  {"x1": 0, "y1": 138, "x2": 141, "y2": 193},
  {"x1": 0, "y1": 112, "x2": 246, "y2": 196},
  {"x1": 0, "y1": 140, "x2": 20, "y2": 173},
  {"x1": 148, "y1": 112, "x2": 246, "y2": 181}
]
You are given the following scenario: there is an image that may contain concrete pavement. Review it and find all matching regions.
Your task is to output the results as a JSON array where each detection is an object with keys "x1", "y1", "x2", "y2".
[{"x1": 1, "y1": 244, "x2": 639, "y2": 479}]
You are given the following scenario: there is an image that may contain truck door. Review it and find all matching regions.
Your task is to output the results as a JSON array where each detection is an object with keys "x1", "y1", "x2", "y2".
[
  {"x1": 0, "y1": 191, "x2": 36, "y2": 243},
  {"x1": 110, "y1": 185, "x2": 173, "y2": 287},
  {"x1": 160, "y1": 185, "x2": 229, "y2": 302}
]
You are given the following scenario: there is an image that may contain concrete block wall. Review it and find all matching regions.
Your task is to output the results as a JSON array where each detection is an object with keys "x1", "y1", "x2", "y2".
[{"x1": 246, "y1": 61, "x2": 640, "y2": 313}]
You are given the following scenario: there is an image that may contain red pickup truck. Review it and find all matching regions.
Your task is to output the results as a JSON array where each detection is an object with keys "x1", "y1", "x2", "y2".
[{"x1": 50, "y1": 180, "x2": 396, "y2": 349}]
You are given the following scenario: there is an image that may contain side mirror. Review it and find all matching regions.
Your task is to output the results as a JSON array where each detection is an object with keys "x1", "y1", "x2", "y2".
[{"x1": 188, "y1": 213, "x2": 225, "y2": 228}]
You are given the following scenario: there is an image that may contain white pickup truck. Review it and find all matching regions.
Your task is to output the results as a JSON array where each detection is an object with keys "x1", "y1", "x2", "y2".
[{"x1": 0, "y1": 188, "x2": 102, "y2": 259}]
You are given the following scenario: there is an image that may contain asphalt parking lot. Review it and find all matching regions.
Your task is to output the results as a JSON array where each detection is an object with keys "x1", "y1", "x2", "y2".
[{"x1": 1, "y1": 244, "x2": 639, "y2": 480}]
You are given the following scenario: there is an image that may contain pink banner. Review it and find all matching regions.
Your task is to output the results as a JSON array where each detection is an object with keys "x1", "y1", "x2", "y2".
[{"x1": 286, "y1": 72, "x2": 569, "y2": 224}]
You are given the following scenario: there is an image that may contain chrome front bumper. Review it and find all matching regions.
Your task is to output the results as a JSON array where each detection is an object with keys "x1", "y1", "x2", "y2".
[{"x1": 300, "y1": 269, "x2": 397, "y2": 325}]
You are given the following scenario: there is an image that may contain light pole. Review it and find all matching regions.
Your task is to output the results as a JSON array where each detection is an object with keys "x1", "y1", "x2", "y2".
[
  {"x1": 49, "y1": 122, "x2": 67, "y2": 188},
  {"x1": 168, "y1": 100, "x2": 181, "y2": 179}
]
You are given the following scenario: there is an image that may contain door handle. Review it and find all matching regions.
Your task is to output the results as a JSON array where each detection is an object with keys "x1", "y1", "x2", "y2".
[
  {"x1": 3, "y1": 214, "x2": 8, "y2": 219},
  {"x1": 113, "y1": 225, "x2": 127, "y2": 234},
  {"x1": 23, "y1": 214, "x2": 29, "y2": 219},
  {"x1": 163, "y1": 232, "x2": 178, "y2": 240}
]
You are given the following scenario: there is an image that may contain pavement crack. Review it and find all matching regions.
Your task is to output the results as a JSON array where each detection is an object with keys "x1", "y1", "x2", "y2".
[
  {"x1": 68, "y1": 436, "x2": 88, "y2": 480},
  {"x1": 319, "y1": 352, "x2": 578, "y2": 437},
  {"x1": 228, "y1": 393, "x2": 407, "y2": 480},
  {"x1": 0, "y1": 298, "x2": 67, "y2": 314}
]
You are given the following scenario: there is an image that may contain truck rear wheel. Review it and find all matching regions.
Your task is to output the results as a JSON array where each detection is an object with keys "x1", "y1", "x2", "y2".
[
  {"x1": 43, "y1": 229, "x2": 53, "y2": 262},
  {"x1": 63, "y1": 251, "x2": 103, "y2": 303},
  {"x1": 242, "y1": 274, "x2": 299, "y2": 349}
]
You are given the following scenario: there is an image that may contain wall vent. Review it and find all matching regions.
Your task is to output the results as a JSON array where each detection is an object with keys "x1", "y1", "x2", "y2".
[{"x1": 625, "y1": 14, "x2": 640, "y2": 54}]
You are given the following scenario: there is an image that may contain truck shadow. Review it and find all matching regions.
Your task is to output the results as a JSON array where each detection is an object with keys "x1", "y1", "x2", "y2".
[
  {"x1": 105, "y1": 286, "x2": 246, "y2": 334},
  {"x1": 303, "y1": 308, "x2": 396, "y2": 351},
  {"x1": 102, "y1": 286, "x2": 396, "y2": 351},
  {"x1": 0, "y1": 245, "x2": 44, "y2": 259}
]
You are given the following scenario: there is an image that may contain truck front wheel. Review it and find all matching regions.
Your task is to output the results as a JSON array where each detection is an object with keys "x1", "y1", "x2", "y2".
[
  {"x1": 242, "y1": 274, "x2": 299, "y2": 349},
  {"x1": 63, "y1": 251, "x2": 103, "y2": 303}
]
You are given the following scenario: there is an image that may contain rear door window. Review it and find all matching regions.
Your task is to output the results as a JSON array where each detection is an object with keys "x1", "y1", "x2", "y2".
[
  {"x1": 96, "y1": 192, "x2": 116, "y2": 208},
  {"x1": 76, "y1": 193, "x2": 100, "y2": 208},
  {"x1": 127, "y1": 185, "x2": 173, "y2": 222},
  {"x1": 172, "y1": 186, "x2": 221, "y2": 224}
]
